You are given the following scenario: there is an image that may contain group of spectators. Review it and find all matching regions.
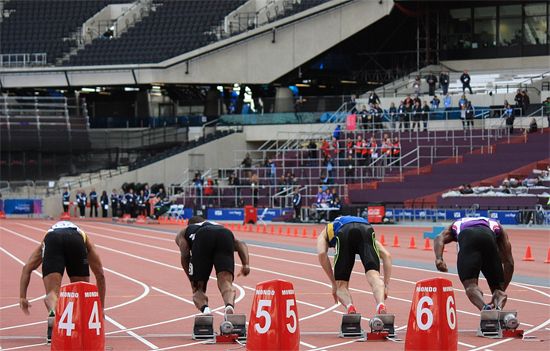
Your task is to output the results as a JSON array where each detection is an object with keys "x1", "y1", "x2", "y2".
[{"x1": 62, "y1": 183, "x2": 170, "y2": 219}]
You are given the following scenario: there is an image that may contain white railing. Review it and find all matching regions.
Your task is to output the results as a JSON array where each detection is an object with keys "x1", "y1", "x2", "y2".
[{"x1": 0, "y1": 53, "x2": 47, "y2": 67}]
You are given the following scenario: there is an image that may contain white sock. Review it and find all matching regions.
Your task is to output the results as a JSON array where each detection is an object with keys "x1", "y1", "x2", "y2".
[
  {"x1": 203, "y1": 306, "x2": 211, "y2": 314},
  {"x1": 376, "y1": 302, "x2": 385, "y2": 311}
]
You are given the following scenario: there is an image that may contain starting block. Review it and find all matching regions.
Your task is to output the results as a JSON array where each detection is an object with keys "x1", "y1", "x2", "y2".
[
  {"x1": 369, "y1": 314, "x2": 395, "y2": 338},
  {"x1": 478, "y1": 310, "x2": 523, "y2": 339},
  {"x1": 220, "y1": 314, "x2": 247, "y2": 341},
  {"x1": 192, "y1": 315, "x2": 215, "y2": 340},
  {"x1": 339, "y1": 314, "x2": 365, "y2": 338}
]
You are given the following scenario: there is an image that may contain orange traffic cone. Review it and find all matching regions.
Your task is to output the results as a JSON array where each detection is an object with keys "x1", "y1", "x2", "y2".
[
  {"x1": 544, "y1": 248, "x2": 550, "y2": 264},
  {"x1": 423, "y1": 238, "x2": 432, "y2": 251},
  {"x1": 286, "y1": 227, "x2": 291, "y2": 236},
  {"x1": 278, "y1": 226, "x2": 283, "y2": 235},
  {"x1": 522, "y1": 245, "x2": 535, "y2": 261},
  {"x1": 312, "y1": 228, "x2": 317, "y2": 239},
  {"x1": 392, "y1": 235, "x2": 400, "y2": 247},
  {"x1": 0, "y1": 211, "x2": 5, "y2": 219},
  {"x1": 270, "y1": 225, "x2": 275, "y2": 234},
  {"x1": 379, "y1": 234, "x2": 386, "y2": 246},
  {"x1": 293, "y1": 228, "x2": 298, "y2": 237},
  {"x1": 408, "y1": 236, "x2": 417, "y2": 249},
  {"x1": 302, "y1": 228, "x2": 307, "y2": 238}
]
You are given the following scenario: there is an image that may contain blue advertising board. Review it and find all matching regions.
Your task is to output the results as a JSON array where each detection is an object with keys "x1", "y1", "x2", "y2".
[
  {"x1": 206, "y1": 208, "x2": 290, "y2": 221},
  {"x1": 3, "y1": 199, "x2": 40, "y2": 215}
]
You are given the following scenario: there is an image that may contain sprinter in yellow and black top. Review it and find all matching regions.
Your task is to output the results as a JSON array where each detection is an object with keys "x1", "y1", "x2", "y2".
[
  {"x1": 317, "y1": 215, "x2": 392, "y2": 315},
  {"x1": 19, "y1": 221, "x2": 106, "y2": 341}
]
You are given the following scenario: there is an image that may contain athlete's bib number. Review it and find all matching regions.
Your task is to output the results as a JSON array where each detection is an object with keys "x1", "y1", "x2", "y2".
[
  {"x1": 58, "y1": 301, "x2": 101, "y2": 336},
  {"x1": 254, "y1": 299, "x2": 297, "y2": 334},
  {"x1": 415, "y1": 295, "x2": 456, "y2": 331}
]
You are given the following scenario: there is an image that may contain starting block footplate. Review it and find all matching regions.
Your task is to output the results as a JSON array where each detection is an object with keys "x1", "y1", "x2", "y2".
[
  {"x1": 339, "y1": 314, "x2": 365, "y2": 338},
  {"x1": 192, "y1": 315, "x2": 214, "y2": 340}
]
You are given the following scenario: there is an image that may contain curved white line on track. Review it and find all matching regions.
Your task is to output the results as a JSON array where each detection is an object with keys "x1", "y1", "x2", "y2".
[
  {"x1": 0, "y1": 295, "x2": 45, "y2": 311},
  {"x1": 0, "y1": 342, "x2": 46, "y2": 350}
]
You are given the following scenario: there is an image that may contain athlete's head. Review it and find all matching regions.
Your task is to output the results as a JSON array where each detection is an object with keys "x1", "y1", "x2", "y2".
[{"x1": 188, "y1": 216, "x2": 206, "y2": 225}]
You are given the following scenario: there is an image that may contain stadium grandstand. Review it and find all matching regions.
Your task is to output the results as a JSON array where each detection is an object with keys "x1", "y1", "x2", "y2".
[
  {"x1": 0, "y1": 0, "x2": 548, "y2": 225},
  {"x1": 2, "y1": 1, "x2": 550, "y2": 350}
]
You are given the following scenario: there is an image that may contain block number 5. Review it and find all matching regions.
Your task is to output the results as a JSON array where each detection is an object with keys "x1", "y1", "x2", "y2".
[{"x1": 254, "y1": 299, "x2": 298, "y2": 334}]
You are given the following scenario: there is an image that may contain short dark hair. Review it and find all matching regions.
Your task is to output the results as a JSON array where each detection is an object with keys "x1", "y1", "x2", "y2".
[{"x1": 188, "y1": 215, "x2": 205, "y2": 224}]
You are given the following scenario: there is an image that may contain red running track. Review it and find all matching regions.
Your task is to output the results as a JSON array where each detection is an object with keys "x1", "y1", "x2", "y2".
[{"x1": 1, "y1": 219, "x2": 548, "y2": 350}]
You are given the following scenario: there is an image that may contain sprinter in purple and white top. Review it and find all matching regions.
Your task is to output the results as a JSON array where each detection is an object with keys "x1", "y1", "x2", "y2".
[{"x1": 433, "y1": 217, "x2": 514, "y2": 311}]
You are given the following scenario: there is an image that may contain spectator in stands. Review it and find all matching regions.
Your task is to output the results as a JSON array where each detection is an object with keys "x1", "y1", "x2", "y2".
[
  {"x1": 262, "y1": 156, "x2": 270, "y2": 168},
  {"x1": 439, "y1": 71, "x2": 450, "y2": 95},
  {"x1": 203, "y1": 177, "x2": 215, "y2": 207},
  {"x1": 422, "y1": 100, "x2": 430, "y2": 132},
  {"x1": 294, "y1": 97, "x2": 304, "y2": 123},
  {"x1": 460, "y1": 70, "x2": 473, "y2": 94},
  {"x1": 333, "y1": 124, "x2": 342, "y2": 140},
  {"x1": 367, "y1": 91, "x2": 380, "y2": 106},
  {"x1": 521, "y1": 90, "x2": 530, "y2": 115},
  {"x1": 367, "y1": 136, "x2": 378, "y2": 164},
  {"x1": 307, "y1": 139, "x2": 317, "y2": 164},
  {"x1": 465, "y1": 101, "x2": 475, "y2": 129},
  {"x1": 320, "y1": 139, "x2": 331, "y2": 159},
  {"x1": 392, "y1": 137, "x2": 401, "y2": 165},
  {"x1": 528, "y1": 118, "x2": 538, "y2": 134},
  {"x1": 250, "y1": 173, "x2": 259, "y2": 207},
  {"x1": 323, "y1": 155, "x2": 334, "y2": 178},
  {"x1": 344, "y1": 154, "x2": 355, "y2": 182},
  {"x1": 193, "y1": 172, "x2": 204, "y2": 197},
  {"x1": 544, "y1": 97, "x2": 550, "y2": 127},
  {"x1": 126, "y1": 188, "x2": 136, "y2": 218},
  {"x1": 397, "y1": 101, "x2": 406, "y2": 131},
  {"x1": 292, "y1": 187, "x2": 302, "y2": 222},
  {"x1": 411, "y1": 100, "x2": 422, "y2": 132},
  {"x1": 137, "y1": 190, "x2": 147, "y2": 216},
  {"x1": 431, "y1": 95, "x2": 440, "y2": 109},
  {"x1": 514, "y1": 89, "x2": 523, "y2": 116},
  {"x1": 502, "y1": 102, "x2": 515, "y2": 134},
  {"x1": 381, "y1": 136, "x2": 392, "y2": 162},
  {"x1": 62, "y1": 188, "x2": 70, "y2": 214},
  {"x1": 458, "y1": 94, "x2": 468, "y2": 109},
  {"x1": 413, "y1": 75, "x2": 421, "y2": 95},
  {"x1": 348, "y1": 95, "x2": 358, "y2": 114},
  {"x1": 76, "y1": 190, "x2": 86, "y2": 218},
  {"x1": 89, "y1": 188, "x2": 98, "y2": 217},
  {"x1": 269, "y1": 159, "x2": 277, "y2": 186},
  {"x1": 403, "y1": 94, "x2": 413, "y2": 107},
  {"x1": 143, "y1": 185, "x2": 151, "y2": 217},
  {"x1": 330, "y1": 137, "x2": 339, "y2": 161},
  {"x1": 100, "y1": 191, "x2": 109, "y2": 218},
  {"x1": 388, "y1": 102, "x2": 397, "y2": 130},
  {"x1": 443, "y1": 94, "x2": 452, "y2": 109},
  {"x1": 458, "y1": 184, "x2": 474, "y2": 194},
  {"x1": 241, "y1": 153, "x2": 252, "y2": 177},
  {"x1": 426, "y1": 72, "x2": 438, "y2": 96},
  {"x1": 110, "y1": 189, "x2": 119, "y2": 217}
]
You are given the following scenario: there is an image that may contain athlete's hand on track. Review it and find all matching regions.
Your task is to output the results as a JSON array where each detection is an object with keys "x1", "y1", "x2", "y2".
[
  {"x1": 238, "y1": 265, "x2": 250, "y2": 277},
  {"x1": 19, "y1": 298, "x2": 31, "y2": 315},
  {"x1": 435, "y1": 258, "x2": 448, "y2": 272}
]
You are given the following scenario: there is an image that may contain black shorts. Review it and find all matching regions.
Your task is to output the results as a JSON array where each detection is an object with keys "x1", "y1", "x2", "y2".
[
  {"x1": 333, "y1": 223, "x2": 380, "y2": 281},
  {"x1": 42, "y1": 229, "x2": 89, "y2": 277},
  {"x1": 190, "y1": 226, "x2": 235, "y2": 285},
  {"x1": 457, "y1": 226, "x2": 504, "y2": 290}
]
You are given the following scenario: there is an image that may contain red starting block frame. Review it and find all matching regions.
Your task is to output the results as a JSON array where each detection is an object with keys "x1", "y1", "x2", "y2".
[
  {"x1": 215, "y1": 334, "x2": 240, "y2": 343},
  {"x1": 366, "y1": 331, "x2": 389, "y2": 340}
]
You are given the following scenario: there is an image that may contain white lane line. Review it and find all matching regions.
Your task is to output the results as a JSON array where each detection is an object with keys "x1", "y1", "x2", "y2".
[
  {"x1": 0, "y1": 342, "x2": 45, "y2": 351},
  {"x1": 0, "y1": 295, "x2": 45, "y2": 311},
  {"x1": 468, "y1": 318, "x2": 550, "y2": 351},
  {"x1": 300, "y1": 341, "x2": 318, "y2": 348},
  {"x1": 106, "y1": 315, "x2": 158, "y2": 350},
  {"x1": 306, "y1": 338, "x2": 361, "y2": 351},
  {"x1": 459, "y1": 341, "x2": 477, "y2": 348}
]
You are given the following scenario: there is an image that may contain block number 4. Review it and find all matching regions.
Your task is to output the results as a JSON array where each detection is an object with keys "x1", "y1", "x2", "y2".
[
  {"x1": 416, "y1": 295, "x2": 456, "y2": 331},
  {"x1": 58, "y1": 301, "x2": 101, "y2": 336},
  {"x1": 254, "y1": 299, "x2": 297, "y2": 334}
]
